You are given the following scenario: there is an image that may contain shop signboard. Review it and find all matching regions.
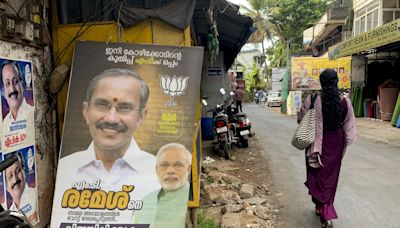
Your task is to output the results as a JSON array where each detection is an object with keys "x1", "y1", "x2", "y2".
[
  {"x1": 0, "y1": 57, "x2": 39, "y2": 225},
  {"x1": 272, "y1": 68, "x2": 285, "y2": 92},
  {"x1": 51, "y1": 41, "x2": 204, "y2": 227},
  {"x1": 291, "y1": 57, "x2": 351, "y2": 90},
  {"x1": 207, "y1": 66, "x2": 222, "y2": 76},
  {"x1": 329, "y1": 18, "x2": 400, "y2": 60}
]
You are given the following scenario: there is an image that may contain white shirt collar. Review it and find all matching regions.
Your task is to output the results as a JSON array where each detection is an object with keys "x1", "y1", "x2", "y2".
[
  {"x1": 9, "y1": 98, "x2": 29, "y2": 121},
  {"x1": 77, "y1": 138, "x2": 149, "y2": 173}
]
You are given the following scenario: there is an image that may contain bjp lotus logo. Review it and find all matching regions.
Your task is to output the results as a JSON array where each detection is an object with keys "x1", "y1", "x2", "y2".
[{"x1": 160, "y1": 75, "x2": 189, "y2": 107}]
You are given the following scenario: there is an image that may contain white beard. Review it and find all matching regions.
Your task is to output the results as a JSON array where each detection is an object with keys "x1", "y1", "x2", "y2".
[{"x1": 159, "y1": 171, "x2": 189, "y2": 192}]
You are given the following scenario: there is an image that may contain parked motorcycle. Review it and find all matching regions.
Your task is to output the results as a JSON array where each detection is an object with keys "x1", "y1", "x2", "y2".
[
  {"x1": 230, "y1": 112, "x2": 251, "y2": 148},
  {"x1": 202, "y1": 88, "x2": 237, "y2": 159},
  {"x1": 226, "y1": 101, "x2": 252, "y2": 148},
  {"x1": 208, "y1": 102, "x2": 235, "y2": 159}
]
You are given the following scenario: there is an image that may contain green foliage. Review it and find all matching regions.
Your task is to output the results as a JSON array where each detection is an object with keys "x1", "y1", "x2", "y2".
[
  {"x1": 205, "y1": 176, "x2": 213, "y2": 185},
  {"x1": 197, "y1": 208, "x2": 220, "y2": 228},
  {"x1": 269, "y1": 0, "x2": 328, "y2": 45},
  {"x1": 244, "y1": 64, "x2": 265, "y2": 96},
  {"x1": 266, "y1": 41, "x2": 287, "y2": 67}
]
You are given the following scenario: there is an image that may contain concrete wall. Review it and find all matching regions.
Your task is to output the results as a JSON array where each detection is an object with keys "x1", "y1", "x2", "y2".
[
  {"x1": 201, "y1": 52, "x2": 233, "y2": 116},
  {"x1": 351, "y1": 55, "x2": 366, "y2": 84},
  {"x1": 0, "y1": 40, "x2": 55, "y2": 227},
  {"x1": 354, "y1": 0, "x2": 377, "y2": 11}
]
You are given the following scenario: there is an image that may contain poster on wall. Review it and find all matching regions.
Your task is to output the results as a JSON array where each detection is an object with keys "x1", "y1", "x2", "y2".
[
  {"x1": 291, "y1": 57, "x2": 351, "y2": 90},
  {"x1": 0, "y1": 58, "x2": 35, "y2": 152},
  {"x1": 3, "y1": 146, "x2": 38, "y2": 224},
  {"x1": 51, "y1": 41, "x2": 204, "y2": 227},
  {"x1": 0, "y1": 57, "x2": 38, "y2": 225},
  {"x1": 272, "y1": 68, "x2": 285, "y2": 92},
  {"x1": 0, "y1": 152, "x2": 5, "y2": 209}
]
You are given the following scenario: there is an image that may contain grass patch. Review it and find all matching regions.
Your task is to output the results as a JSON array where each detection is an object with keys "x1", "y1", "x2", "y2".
[
  {"x1": 205, "y1": 176, "x2": 214, "y2": 185},
  {"x1": 197, "y1": 208, "x2": 220, "y2": 228}
]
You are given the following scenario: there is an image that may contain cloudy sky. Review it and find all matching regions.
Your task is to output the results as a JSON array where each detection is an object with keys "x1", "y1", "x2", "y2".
[{"x1": 227, "y1": 0, "x2": 250, "y2": 9}]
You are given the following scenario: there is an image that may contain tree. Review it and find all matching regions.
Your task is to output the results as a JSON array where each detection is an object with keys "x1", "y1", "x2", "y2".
[
  {"x1": 244, "y1": 63, "x2": 265, "y2": 96},
  {"x1": 268, "y1": 0, "x2": 327, "y2": 55}
]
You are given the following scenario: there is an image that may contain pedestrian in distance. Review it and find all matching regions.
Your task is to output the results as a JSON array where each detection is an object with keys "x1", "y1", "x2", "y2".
[
  {"x1": 234, "y1": 87, "x2": 244, "y2": 113},
  {"x1": 297, "y1": 69, "x2": 357, "y2": 228},
  {"x1": 257, "y1": 89, "x2": 265, "y2": 107}
]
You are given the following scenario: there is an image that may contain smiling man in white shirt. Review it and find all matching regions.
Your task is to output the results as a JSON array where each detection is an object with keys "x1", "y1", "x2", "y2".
[
  {"x1": 51, "y1": 68, "x2": 160, "y2": 227},
  {"x1": 1, "y1": 60, "x2": 35, "y2": 150},
  {"x1": 5, "y1": 152, "x2": 38, "y2": 224}
]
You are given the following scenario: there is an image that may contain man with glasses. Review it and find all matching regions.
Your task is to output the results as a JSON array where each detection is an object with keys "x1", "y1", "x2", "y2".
[
  {"x1": 51, "y1": 68, "x2": 160, "y2": 225},
  {"x1": 1, "y1": 60, "x2": 35, "y2": 149},
  {"x1": 133, "y1": 143, "x2": 191, "y2": 227}
]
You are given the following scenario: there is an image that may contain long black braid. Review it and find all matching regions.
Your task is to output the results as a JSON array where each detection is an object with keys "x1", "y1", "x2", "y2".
[{"x1": 320, "y1": 69, "x2": 343, "y2": 130}]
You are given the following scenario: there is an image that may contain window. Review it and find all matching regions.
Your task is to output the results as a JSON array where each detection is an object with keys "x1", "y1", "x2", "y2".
[
  {"x1": 353, "y1": 0, "x2": 400, "y2": 35},
  {"x1": 360, "y1": 16, "x2": 366, "y2": 33},
  {"x1": 367, "y1": 13, "x2": 373, "y2": 30},
  {"x1": 383, "y1": 0, "x2": 398, "y2": 8},
  {"x1": 383, "y1": 11, "x2": 394, "y2": 24},
  {"x1": 372, "y1": 9, "x2": 379, "y2": 28}
]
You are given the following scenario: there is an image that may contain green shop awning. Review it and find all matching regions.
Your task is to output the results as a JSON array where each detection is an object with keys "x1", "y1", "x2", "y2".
[{"x1": 328, "y1": 18, "x2": 400, "y2": 60}]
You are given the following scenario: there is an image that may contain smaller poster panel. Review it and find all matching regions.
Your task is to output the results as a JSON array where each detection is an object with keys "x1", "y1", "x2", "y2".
[
  {"x1": 287, "y1": 91, "x2": 302, "y2": 116},
  {"x1": 0, "y1": 58, "x2": 35, "y2": 152},
  {"x1": 3, "y1": 145, "x2": 38, "y2": 225},
  {"x1": 272, "y1": 68, "x2": 285, "y2": 92},
  {"x1": 291, "y1": 57, "x2": 351, "y2": 90},
  {"x1": 0, "y1": 152, "x2": 5, "y2": 210}
]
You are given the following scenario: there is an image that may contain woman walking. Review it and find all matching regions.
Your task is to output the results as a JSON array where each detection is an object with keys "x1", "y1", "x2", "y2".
[{"x1": 297, "y1": 69, "x2": 357, "y2": 228}]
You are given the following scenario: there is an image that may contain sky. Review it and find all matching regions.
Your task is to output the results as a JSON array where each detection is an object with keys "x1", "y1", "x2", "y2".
[
  {"x1": 227, "y1": 0, "x2": 250, "y2": 9},
  {"x1": 227, "y1": 0, "x2": 274, "y2": 52}
]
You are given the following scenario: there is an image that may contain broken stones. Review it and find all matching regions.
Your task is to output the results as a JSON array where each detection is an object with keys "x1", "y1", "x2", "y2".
[
  {"x1": 205, "y1": 206, "x2": 223, "y2": 225},
  {"x1": 240, "y1": 196, "x2": 268, "y2": 205},
  {"x1": 216, "y1": 190, "x2": 241, "y2": 205},
  {"x1": 240, "y1": 184, "x2": 255, "y2": 199},
  {"x1": 200, "y1": 156, "x2": 279, "y2": 228},
  {"x1": 221, "y1": 213, "x2": 240, "y2": 228},
  {"x1": 254, "y1": 205, "x2": 270, "y2": 220},
  {"x1": 222, "y1": 204, "x2": 243, "y2": 213}
]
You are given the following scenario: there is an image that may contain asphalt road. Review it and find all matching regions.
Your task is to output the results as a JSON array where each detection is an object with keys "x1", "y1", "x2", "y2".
[{"x1": 244, "y1": 103, "x2": 400, "y2": 228}]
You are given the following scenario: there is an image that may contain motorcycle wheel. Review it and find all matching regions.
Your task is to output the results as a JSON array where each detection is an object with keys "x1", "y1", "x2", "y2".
[
  {"x1": 220, "y1": 141, "x2": 231, "y2": 159},
  {"x1": 240, "y1": 136, "x2": 249, "y2": 148}
]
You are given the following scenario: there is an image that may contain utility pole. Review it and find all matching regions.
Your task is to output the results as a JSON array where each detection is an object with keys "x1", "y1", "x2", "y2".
[{"x1": 281, "y1": 39, "x2": 291, "y2": 114}]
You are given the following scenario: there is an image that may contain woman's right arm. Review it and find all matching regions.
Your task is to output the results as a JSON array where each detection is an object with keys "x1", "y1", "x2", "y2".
[{"x1": 297, "y1": 95, "x2": 311, "y2": 123}]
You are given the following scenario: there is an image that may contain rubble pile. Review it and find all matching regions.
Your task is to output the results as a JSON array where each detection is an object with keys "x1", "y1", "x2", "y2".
[{"x1": 200, "y1": 161, "x2": 279, "y2": 228}]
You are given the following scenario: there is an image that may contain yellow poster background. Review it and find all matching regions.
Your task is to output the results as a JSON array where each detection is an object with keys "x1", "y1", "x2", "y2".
[{"x1": 291, "y1": 57, "x2": 351, "y2": 90}]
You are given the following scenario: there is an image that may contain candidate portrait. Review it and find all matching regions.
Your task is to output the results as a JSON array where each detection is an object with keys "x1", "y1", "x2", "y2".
[
  {"x1": 4, "y1": 152, "x2": 38, "y2": 223},
  {"x1": 51, "y1": 68, "x2": 160, "y2": 226},
  {"x1": 0, "y1": 60, "x2": 35, "y2": 150}
]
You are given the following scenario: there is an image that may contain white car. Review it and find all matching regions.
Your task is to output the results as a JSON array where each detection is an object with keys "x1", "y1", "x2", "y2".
[{"x1": 267, "y1": 91, "x2": 282, "y2": 107}]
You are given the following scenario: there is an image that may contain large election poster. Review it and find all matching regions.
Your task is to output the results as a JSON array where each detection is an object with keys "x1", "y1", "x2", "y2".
[
  {"x1": 291, "y1": 56, "x2": 351, "y2": 90},
  {"x1": 0, "y1": 57, "x2": 38, "y2": 225},
  {"x1": 51, "y1": 41, "x2": 203, "y2": 227}
]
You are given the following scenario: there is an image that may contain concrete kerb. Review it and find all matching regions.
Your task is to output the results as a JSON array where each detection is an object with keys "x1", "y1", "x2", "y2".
[
  {"x1": 273, "y1": 107, "x2": 400, "y2": 147},
  {"x1": 355, "y1": 117, "x2": 400, "y2": 148}
]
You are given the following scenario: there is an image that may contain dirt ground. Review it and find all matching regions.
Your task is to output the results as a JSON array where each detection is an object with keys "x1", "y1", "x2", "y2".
[{"x1": 201, "y1": 135, "x2": 284, "y2": 227}]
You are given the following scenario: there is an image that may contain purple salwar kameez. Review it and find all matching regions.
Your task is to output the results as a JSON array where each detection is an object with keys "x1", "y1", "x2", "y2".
[{"x1": 305, "y1": 99, "x2": 348, "y2": 222}]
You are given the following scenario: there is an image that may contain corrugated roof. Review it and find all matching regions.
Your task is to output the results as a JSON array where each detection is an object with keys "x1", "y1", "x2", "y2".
[{"x1": 193, "y1": 0, "x2": 254, "y2": 69}]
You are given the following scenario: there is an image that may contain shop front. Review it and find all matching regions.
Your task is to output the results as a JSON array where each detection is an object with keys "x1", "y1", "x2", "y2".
[{"x1": 328, "y1": 19, "x2": 400, "y2": 127}]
